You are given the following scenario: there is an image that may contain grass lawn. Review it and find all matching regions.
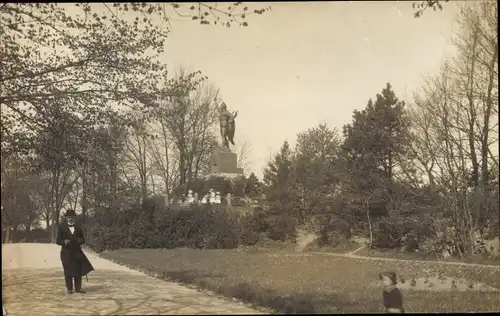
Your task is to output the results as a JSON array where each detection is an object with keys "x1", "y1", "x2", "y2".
[{"x1": 101, "y1": 248, "x2": 500, "y2": 314}]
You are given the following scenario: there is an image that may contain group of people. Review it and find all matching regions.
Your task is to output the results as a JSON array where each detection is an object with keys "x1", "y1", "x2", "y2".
[
  {"x1": 55, "y1": 209, "x2": 404, "y2": 313},
  {"x1": 180, "y1": 189, "x2": 223, "y2": 205}
]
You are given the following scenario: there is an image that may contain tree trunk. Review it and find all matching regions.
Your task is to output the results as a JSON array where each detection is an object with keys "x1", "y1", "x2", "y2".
[
  {"x1": 467, "y1": 123, "x2": 479, "y2": 187},
  {"x1": 50, "y1": 168, "x2": 61, "y2": 243},
  {"x1": 366, "y1": 199, "x2": 373, "y2": 248},
  {"x1": 141, "y1": 136, "x2": 149, "y2": 201},
  {"x1": 25, "y1": 223, "x2": 32, "y2": 242},
  {"x1": 111, "y1": 157, "x2": 118, "y2": 200},
  {"x1": 50, "y1": 215, "x2": 58, "y2": 243},
  {"x1": 81, "y1": 170, "x2": 88, "y2": 216},
  {"x1": 141, "y1": 177, "x2": 148, "y2": 201},
  {"x1": 160, "y1": 121, "x2": 171, "y2": 198},
  {"x1": 179, "y1": 148, "x2": 186, "y2": 185},
  {"x1": 164, "y1": 181, "x2": 172, "y2": 205},
  {"x1": 12, "y1": 227, "x2": 18, "y2": 243},
  {"x1": 150, "y1": 172, "x2": 156, "y2": 195},
  {"x1": 481, "y1": 42, "x2": 498, "y2": 186},
  {"x1": 4, "y1": 227, "x2": 11, "y2": 244},
  {"x1": 465, "y1": 23, "x2": 480, "y2": 188}
]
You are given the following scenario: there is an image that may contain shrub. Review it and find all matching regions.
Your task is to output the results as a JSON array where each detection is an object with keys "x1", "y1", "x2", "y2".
[
  {"x1": 87, "y1": 225, "x2": 127, "y2": 252},
  {"x1": 267, "y1": 214, "x2": 297, "y2": 242},
  {"x1": 372, "y1": 215, "x2": 434, "y2": 250},
  {"x1": 247, "y1": 207, "x2": 270, "y2": 233},
  {"x1": 317, "y1": 215, "x2": 351, "y2": 247},
  {"x1": 237, "y1": 215, "x2": 260, "y2": 246},
  {"x1": 1, "y1": 228, "x2": 52, "y2": 243},
  {"x1": 124, "y1": 217, "x2": 159, "y2": 248},
  {"x1": 86, "y1": 202, "x2": 262, "y2": 252},
  {"x1": 372, "y1": 217, "x2": 409, "y2": 249}
]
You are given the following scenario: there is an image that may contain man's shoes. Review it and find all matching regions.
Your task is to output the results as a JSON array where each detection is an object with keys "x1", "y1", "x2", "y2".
[
  {"x1": 75, "y1": 289, "x2": 86, "y2": 294},
  {"x1": 67, "y1": 290, "x2": 74, "y2": 294}
]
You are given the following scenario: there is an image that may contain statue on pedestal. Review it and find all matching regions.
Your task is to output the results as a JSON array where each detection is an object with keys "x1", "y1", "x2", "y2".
[
  {"x1": 194, "y1": 192, "x2": 199, "y2": 204},
  {"x1": 214, "y1": 192, "x2": 221, "y2": 204},
  {"x1": 218, "y1": 102, "x2": 238, "y2": 150},
  {"x1": 187, "y1": 190, "x2": 195, "y2": 204},
  {"x1": 209, "y1": 189, "x2": 216, "y2": 204}
]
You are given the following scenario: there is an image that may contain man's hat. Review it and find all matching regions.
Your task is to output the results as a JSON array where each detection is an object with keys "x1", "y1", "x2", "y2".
[{"x1": 64, "y1": 209, "x2": 77, "y2": 217}]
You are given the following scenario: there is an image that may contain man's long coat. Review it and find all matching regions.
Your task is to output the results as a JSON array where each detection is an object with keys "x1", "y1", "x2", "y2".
[{"x1": 56, "y1": 222, "x2": 94, "y2": 278}]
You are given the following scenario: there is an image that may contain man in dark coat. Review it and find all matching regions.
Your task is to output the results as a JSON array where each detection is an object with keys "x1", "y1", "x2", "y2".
[{"x1": 56, "y1": 209, "x2": 94, "y2": 294}]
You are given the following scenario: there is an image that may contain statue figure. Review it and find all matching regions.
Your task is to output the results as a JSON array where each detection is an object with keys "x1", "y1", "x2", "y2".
[
  {"x1": 218, "y1": 102, "x2": 238, "y2": 149},
  {"x1": 209, "y1": 189, "x2": 216, "y2": 204},
  {"x1": 201, "y1": 194, "x2": 208, "y2": 204},
  {"x1": 187, "y1": 190, "x2": 195, "y2": 204},
  {"x1": 215, "y1": 191, "x2": 221, "y2": 204}
]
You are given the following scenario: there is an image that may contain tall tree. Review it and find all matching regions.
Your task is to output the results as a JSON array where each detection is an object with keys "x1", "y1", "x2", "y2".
[
  {"x1": 245, "y1": 172, "x2": 263, "y2": 199},
  {"x1": 342, "y1": 83, "x2": 411, "y2": 187},
  {"x1": 408, "y1": 1, "x2": 499, "y2": 252},
  {"x1": 413, "y1": 63, "x2": 478, "y2": 255},
  {"x1": 450, "y1": 1, "x2": 498, "y2": 186},
  {"x1": 407, "y1": 93, "x2": 440, "y2": 188},
  {"x1": 148, "y1": 124, "x2": 180, "y2": 204},
  {"x1": 33, "y1": 107, "x2": 87, "y2": 242},
  {"x1": 263, "y1": 140, "x2": 299, "y2": 219},
  {"x1": 339, "y1": 84, "x2": 411, "y2": 241},
  {"x1": 155, "y1": 68, "x2": 219, "y2": 186},
  {"x1": 294, "y1": 123, "x2": 341, "y2": 217},
  {"x1": 1, "y1": 156, "x2": 40, "y2": 243},
  {"x1": 124, "y1": 114, "x2": 153, "y2": 201}
]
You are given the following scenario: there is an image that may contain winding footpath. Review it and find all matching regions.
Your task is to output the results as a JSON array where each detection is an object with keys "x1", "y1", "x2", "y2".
[
  {"x1": 312, "y1": 245, "x2": 500, "y2": 269},
  {"x1": 2, "y1": 243, "x2": 265, "y2": 315}
]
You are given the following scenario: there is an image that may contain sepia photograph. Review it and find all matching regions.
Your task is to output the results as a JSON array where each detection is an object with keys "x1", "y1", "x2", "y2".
[{"x1": 1, "y1": 1, "x2": 499, "y2": 314}]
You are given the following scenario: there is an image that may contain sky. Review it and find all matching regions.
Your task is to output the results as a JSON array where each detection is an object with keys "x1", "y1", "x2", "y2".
[{"x1": 160, "y1": 1, "x2": 461, "y2": 178}]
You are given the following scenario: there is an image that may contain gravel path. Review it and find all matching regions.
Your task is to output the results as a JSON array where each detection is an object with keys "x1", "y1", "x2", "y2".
[
  {"x1": 2, "y1": 243, "x2": 265, "y2": 315},
  {"x1": 309, "y1": 247, "x2": 500, "y2": 269}
]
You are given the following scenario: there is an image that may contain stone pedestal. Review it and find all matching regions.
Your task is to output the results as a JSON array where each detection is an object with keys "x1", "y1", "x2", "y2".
[{"x1": 206, "y1": 149, "x2": 243, "y2": 179}]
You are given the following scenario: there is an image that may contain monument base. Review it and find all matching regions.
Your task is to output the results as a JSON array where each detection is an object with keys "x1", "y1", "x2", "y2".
[
  {"x1": 204, "y1": 149, "x2": 245, "y2": 209},
  {"x1": 207, "y1": 149, "x2": 244, "y2": 175}
]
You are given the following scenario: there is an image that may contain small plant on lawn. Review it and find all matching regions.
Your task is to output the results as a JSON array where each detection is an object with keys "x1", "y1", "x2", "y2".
[{"x1": 411, "y1": 278, "x2": 416, "y2": 286}]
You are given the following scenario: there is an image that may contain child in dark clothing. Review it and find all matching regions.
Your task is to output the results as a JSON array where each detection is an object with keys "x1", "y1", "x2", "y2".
[{"x1": 379, "y1": 272, "x2": 405, "y2": 313}]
